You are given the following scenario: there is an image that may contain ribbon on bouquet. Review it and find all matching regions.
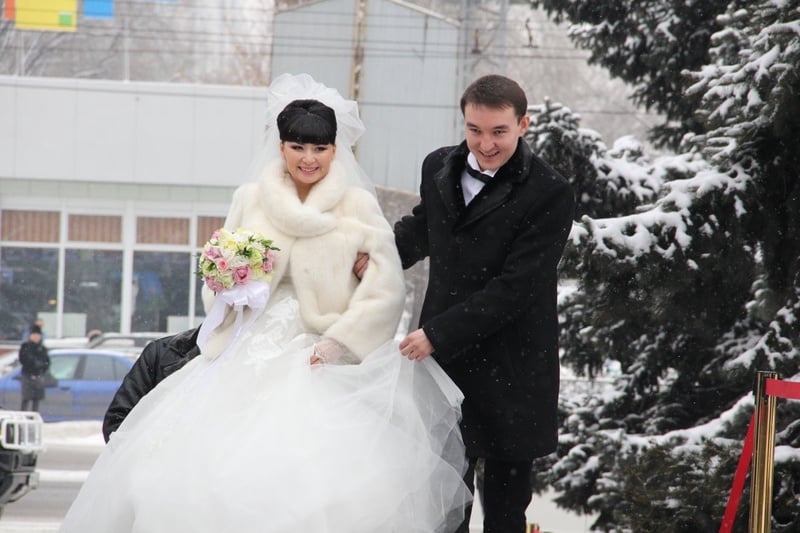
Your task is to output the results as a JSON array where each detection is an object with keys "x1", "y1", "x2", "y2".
[{"x1": 197, "y1": 282, "x2": 271, "y2": 359}]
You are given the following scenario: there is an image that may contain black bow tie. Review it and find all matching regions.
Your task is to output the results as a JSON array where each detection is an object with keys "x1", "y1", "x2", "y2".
[{"x1": 465, "y1": 165, "x2": 492, "y2": 184}]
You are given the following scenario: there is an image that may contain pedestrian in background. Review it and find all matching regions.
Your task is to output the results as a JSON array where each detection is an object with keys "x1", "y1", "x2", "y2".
[
  {"x1": 19, "y1": 324, "x2": 51, "y2": 412},
  {"x1": 24, "y1": 317, "x2": 45, "y2": 341}
]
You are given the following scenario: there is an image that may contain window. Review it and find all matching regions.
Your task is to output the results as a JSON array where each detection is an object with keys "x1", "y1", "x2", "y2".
[
  {"x1": 114, "y1": 359, "x2": 131, "y2": 380},
  {"x1": 132, "y1": 251, "x2": 192, "y2": 332},
  {"x1": 68, "y1": 214, "x2": 122, "y2": 243},
  {"x1": 50, "y1": 354, "x2": 81, "y2": 380},
  {"x1": 65, "y1": 250, "x2": 123, "y2": 335},
  {"x1": 1, "y1": 210, "x2": 59, "y2": 242},
  {"x1": 196, "y1": 216, "x2": 225, "y2": 247},
  {"x1": 137, "y1": 217, "x2": 189, "y2": 245},
  {"x1": 194, "y1": 279, "x2": 207, "y2": 319},
  {"x1": 82, "y1": 354, "x2": 116, "y2": 381},
  {"x1": 0, "y1": 247, "x2": 59, "y2": 340},
  {"x1": 2, "y1": 208, "x2": 223, "y2": 337}
]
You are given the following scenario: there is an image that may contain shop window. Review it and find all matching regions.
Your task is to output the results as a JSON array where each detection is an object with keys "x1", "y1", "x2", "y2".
[
  {"x1": 132, "y1": 251, "x2": 191, "y2": 332},
  {"x1": 137, "y1": 217, "x2": 189, "y2": 245},
  {"x1": 196, "y1": 216, "x2": 226, "y2": 247},
  {"x1": 194, "y1": 277, "x2": 207, "y2": 320},
  {"x1": 0, "y1": 247, "x2": 59, "y2": 340},
  {"x1": 1, "y1": 210, "x2": 60, "y2": 242},
  {"x1": 68, "y1": 215, "x2": 122, "y2": 243},
  {"x1": 64, "y1": 249, "x2": 123, "y2": 335}
]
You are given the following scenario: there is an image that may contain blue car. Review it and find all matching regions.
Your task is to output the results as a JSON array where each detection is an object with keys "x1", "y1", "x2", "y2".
[{"x1": 0, "y1": 349, "x2": 133, "y2": 422}]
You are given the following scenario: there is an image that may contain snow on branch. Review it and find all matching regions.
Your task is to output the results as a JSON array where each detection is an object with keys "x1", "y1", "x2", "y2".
[{"x1": 570, "y1": 155, "x2": 749, "y2": 262}]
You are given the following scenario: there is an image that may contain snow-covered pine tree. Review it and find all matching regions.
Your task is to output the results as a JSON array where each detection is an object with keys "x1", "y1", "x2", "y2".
[
  {"x1": 685, "y1": 2, "x2": 800, "y2": 529},
  {"x1": 525, "y1": 0, "x2": 800, "y2": 530},
  {"x1": 530, "y1": 0, "x2": 733, "y2": 149},
  {"x1": 525, "y1": 98, "x2": 663, "y2": 222},
  {"x1": 528, "y1": 106, "x2": 755, "y2": 529}
]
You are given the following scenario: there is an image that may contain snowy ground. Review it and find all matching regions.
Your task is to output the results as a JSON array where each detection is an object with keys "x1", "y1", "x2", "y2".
[{"x1": 0, "y1": 422, "x2": 597, "y2": 533}]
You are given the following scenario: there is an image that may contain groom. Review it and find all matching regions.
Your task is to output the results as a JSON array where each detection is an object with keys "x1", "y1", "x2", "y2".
[{"x1": 392, "y1": 75, "x2": 575, "y2": 532}]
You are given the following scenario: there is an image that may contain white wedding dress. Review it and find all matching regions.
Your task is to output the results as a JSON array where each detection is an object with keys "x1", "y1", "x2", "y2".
[{"x1": 59, "y1": 284, "x2": 471, "y2": 533}]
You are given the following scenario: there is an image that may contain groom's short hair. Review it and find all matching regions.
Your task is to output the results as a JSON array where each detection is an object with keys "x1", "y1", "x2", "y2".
[{"x1": 460, "y1": 75, "x2": 528, "y2": 121}]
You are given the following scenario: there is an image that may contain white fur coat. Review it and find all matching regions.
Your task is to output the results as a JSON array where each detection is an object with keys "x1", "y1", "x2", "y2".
[{"x1": 203, "y1": 159, "x2": 405, "y2": 361}]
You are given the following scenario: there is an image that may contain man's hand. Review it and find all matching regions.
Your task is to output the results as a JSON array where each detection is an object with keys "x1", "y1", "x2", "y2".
[
  {"x1": 399, "y1": 329, "x2": 434, "y2": 361},
  {"x1": 353, "y1": 252, "x2": 369, "y2": 280}
]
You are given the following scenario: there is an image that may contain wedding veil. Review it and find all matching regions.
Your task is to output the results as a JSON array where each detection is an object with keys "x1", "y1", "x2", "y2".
[{"x1": 243, "y1": 73, "x2": 376, "y2": 196}]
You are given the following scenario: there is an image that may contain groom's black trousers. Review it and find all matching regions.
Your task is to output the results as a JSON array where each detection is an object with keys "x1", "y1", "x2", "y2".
[{"x1": 454, "y1": 457, "x2": 534, "y2": 533}]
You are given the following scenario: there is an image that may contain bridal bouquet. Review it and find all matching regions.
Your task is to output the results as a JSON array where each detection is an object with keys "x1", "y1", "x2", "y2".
[{"x1": 197, "y1": 228, "x2": 279, "y2": 292}]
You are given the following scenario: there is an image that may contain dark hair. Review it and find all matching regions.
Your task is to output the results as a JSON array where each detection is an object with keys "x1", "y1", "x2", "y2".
[
  {"x1": 277, "y1": 99, "x2": 337, "y2": 145},
  {"x1": 459, "y1": 75, "x2": 528, "y2": 120},
  {"x1": 29, "y1": 324, "x2": 42, "y2": 335}
]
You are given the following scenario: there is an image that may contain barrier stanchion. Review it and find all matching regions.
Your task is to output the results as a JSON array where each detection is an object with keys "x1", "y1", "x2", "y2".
[
  {"x1": 719, "y1": 412, "x2": 755, "y2": 533},
  {"x1": 765, "y1": 378, "x2": 800, "y2": 400},
  {"x1": 719, "y1": 373, "x2": 800, "y2": 533},
  {"x1": 749, "y1": 371, "x2": 778, "y2": 533}
]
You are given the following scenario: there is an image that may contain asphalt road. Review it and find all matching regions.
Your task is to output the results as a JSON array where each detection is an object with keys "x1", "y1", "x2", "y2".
[
  {"x1": 0, "y1": 431, "x2": 595, "y2": 533},
  {"x1": 1, "y1": 442, "x2": 101, "y2": 528}
]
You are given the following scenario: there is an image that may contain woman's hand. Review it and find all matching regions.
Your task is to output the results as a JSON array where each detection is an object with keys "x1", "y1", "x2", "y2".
[
  {"x1": 310, "y1": 338, "x2": 348, "y2": 365},
  {"x1": 353, "y1": 252, "x2": 369, "y2": 280}
]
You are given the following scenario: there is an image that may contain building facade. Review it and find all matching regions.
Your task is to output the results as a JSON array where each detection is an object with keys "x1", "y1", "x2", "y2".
[{"x1": 0, "y1": 76, "x2": 265, "y2": 339}]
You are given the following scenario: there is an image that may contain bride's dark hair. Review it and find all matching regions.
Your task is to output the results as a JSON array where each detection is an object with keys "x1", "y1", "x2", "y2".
[{"x1": 277, "y1": 99, "x2": 337, "y2": 145}]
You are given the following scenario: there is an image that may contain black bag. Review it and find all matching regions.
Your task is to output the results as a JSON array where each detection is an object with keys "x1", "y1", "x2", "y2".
[
  {"x1": 43, "y1": 371, "x2": 59, "y2": 388},
  {"x1": 21, "y1": 374, "x2": 46, "y2": 401}
]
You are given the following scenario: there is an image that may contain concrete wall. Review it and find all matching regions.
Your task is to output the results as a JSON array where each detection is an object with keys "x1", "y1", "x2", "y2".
[
  {"x1": 357, "y1": 0, "x2": 461, "y2": 190},
  {"x1": 272, "y1": 0, "x2": 461, "y2": 192},
  {"x1": 0, "y1": 76, "x2": 267, "y2": 188}
]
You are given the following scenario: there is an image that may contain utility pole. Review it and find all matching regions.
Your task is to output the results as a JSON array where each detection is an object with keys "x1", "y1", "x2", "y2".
[
  {"x1": 498, "y1": 0, "x2": 508, "y2": 74},
  {"x1": 123, "y1": 0, "x2": 131, "y2": 81},
  {"x1": 349, "y1": 0, "x2": 368, "y2": 101},
  {"x1": 458, "y1": 0, "x2": 471, "y2": 95}
]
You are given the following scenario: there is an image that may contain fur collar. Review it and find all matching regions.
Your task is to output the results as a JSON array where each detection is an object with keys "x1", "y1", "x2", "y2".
[{"x1": 258, "y1": 159, "x2": 348, "y2": 237}]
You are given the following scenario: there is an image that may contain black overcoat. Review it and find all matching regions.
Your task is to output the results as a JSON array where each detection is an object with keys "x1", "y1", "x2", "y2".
[
  {"x1": 103, "y1": 327, "x2": 201, "y2": 442},
  {"x1": 395, "y1": 139, "x2": 574, "y2": 460},
  {"x1": 19, "y1": 340, "x2": 50, "y2": 402}
]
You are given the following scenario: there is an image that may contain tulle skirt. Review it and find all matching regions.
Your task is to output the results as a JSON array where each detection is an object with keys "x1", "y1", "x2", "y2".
[{"x1": 59, "y1": 286, "x2": 471, "y2": 533}]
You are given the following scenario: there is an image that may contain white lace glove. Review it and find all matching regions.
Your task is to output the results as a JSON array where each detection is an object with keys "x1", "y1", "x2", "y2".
[{"x1": 311, "y1": 337, "x2": 348, "y2": 365}]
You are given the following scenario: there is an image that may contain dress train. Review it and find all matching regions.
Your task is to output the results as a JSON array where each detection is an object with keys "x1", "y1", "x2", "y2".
[{"x1": 59, "y1": 286, "x2": 471, "y2": 532}]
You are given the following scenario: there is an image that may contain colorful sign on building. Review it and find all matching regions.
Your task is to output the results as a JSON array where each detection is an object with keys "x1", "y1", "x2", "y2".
[
  {"x1": 15, "y1": 0, "x2": 78, "y2": 31},
  {"x1": 3, "y1": 0, "x2": 16, "y2": 20},
  {"x1": 83, "y1": 0, "x2": 113, "y2": 20}
]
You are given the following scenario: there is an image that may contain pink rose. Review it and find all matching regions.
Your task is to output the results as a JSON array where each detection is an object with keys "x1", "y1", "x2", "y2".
[
  {"x1": 204, "y1": 247, "x2": 221, "y2": 260},
  {"x1": 205, "y1": 276, "x2": 224, "y2": 292},
  {"x1": 215, "y1": 258, "x2": 228, "y2": 272},
  {"x1": 262, "y1": 254, "x2": 274, "y2": 272},
  {"x1": 233, "y1": 265, "x2": 251, "y2": 285}
]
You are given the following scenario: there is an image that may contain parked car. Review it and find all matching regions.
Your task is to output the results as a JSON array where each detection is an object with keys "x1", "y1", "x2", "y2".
[
  {"x1": 0, "y1": 409, "x2": 44, "y2": 517},
  {"x1": 86, "y1": 332, "x2": 166, "y2": 360},
  {"x1": 0, "y1": 349, "x2": 19, "y2": 377},
  {"x1": 0, "y1": 350, "x2": 133, "y2": 422}
]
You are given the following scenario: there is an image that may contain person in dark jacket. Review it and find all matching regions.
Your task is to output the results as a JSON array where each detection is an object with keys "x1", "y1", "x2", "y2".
[
  {"x1": 19, "y1": 324, "x2": 51, "y2": 412},
  {"x1": 102, "y1": 327, "x2": 200, "y2": 442},
  {"x1": 394, "y1": 74, "x2": 575, "y2": 533}
]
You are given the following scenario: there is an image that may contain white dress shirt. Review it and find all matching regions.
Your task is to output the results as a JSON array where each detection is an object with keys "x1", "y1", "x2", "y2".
[{"x1": 461, "y1": 152, "x2": 499, "y2": 205}]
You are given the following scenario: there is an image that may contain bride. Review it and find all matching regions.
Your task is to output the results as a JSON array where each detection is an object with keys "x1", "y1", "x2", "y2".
[{"x1": 58, "y1": 74, "x2": 471, "y2": 533}]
